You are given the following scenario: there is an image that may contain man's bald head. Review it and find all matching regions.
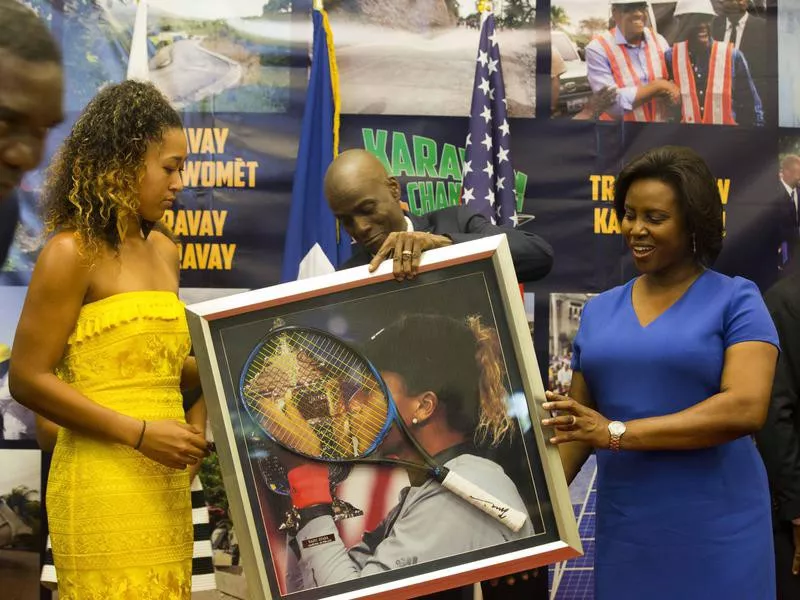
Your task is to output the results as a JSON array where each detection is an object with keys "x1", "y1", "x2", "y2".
[
  {"x1": 324, "y1": 149, "x2": 388, "y2": 198},
  {"x1": 781, "y1": 154, "x2": 800, "y2": 188},
  {"x1": 324, "y1": 149, "x2": 407, "y2": 254}
]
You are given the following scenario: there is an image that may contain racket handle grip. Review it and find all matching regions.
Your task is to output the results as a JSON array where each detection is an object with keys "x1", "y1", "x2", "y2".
[{"x1": 439, "y1": 470, "x2": 528, "y2": 532}]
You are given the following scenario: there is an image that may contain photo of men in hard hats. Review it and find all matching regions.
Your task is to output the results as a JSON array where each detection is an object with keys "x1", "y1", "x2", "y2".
[
  {"x1": 584, "y1": 1, "x2": 678, "y2": 122},
  {"x1": 551, "y1": 0, "x2": 774, "y2": 126},
  {"x1": 665, "y1": 0, "x2": 762, "y2": 126}
]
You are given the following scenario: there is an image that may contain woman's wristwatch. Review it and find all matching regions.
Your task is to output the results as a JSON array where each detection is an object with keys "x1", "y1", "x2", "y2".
[{"x1": 608, "y1": 421, "x2": 626, "y2": 452}]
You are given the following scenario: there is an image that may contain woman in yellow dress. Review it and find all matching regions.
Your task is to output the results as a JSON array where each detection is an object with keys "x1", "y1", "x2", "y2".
[{"x1": 9, "y1": 80, "x2": 209, "y2": 599}]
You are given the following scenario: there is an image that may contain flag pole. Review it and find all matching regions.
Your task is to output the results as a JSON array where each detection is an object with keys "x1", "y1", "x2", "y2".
[
  {"x1": 127, "y1": 0, "x2": 150, "y2": 81},
  {"x1": 478, "y1": 0, "x2": 492, "y2": 26},
  {"x1": 280, "y1": 0, "x2": 351, "y2": 281},
  {"x1": 313, "y1": 0, "x2": 345, "y2": 242}
]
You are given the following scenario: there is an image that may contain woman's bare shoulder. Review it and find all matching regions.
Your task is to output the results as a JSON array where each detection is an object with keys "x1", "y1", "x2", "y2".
[
  {"x1": 148, "y1": 226, "x2": 181, "y2": 275},
  {"x1": 27, "y1": 231, "x2": 92, "y2": 303},
  {"x1": 37, "y1": 231, "x2": 90, "y2": 272}
]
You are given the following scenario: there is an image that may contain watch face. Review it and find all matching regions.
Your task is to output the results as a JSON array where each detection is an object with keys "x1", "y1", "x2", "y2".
[{"x1": 609, "y1": 421, "x2": 626, "y2": 436}]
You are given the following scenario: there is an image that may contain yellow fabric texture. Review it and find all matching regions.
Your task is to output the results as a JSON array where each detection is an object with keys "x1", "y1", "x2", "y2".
[{"x1": 47, "y1": 291, "x2": 193, "y2": 599}]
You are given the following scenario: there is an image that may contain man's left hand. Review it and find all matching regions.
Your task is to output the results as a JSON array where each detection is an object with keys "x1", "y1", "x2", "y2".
[
  {"x1": 542, "y1": 391, "x2": 611, "y2": 448},
  {"x1": 368, "y1": 231, "x2": 453, "y2": 280}
]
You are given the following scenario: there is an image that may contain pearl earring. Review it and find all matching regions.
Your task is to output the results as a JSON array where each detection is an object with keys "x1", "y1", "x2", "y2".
[
  {"x1": 411, "y1": 417, "x2": 419, "y2": 425},
  {"x1": 692, "y1": 234, "x2": 697, "y2": 256}
]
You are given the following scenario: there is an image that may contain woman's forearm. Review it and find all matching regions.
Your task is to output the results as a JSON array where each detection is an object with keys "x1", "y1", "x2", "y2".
[
  {"x1": 185, "y1": 394, "x2": 207, "y2": 435},
  {"x1": 559, "y1": 441, "x2": 593, "y2": 485},
  {"x1": 35, "y1": 415, "x2": 60, "y2": 452},
  {"x1": 181, "y1": 356, "x2": 200, "y2": 392},
  {"x1": 10, "y1": 370, "x2": 142, "y2": 447},
  {"x1": 185, "y1": 395, "x2": 207, "y2": 482},
  {"x1": 621, "y1": 391, "x2": 767, "y2": 451}
]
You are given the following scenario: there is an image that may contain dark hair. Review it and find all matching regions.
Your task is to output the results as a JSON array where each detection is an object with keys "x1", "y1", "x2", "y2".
[
  {"x1": 364, "y1": 313, "x2": 511, "y2": 446},
  {"x1": 614, "y1": 145, "x2": 723, "y2": 265},
  {"x1": 43, "y1": 80, "x2": 183, "y2": 256},
  {"x1": 0, "y1": 0, "x2": 61, "y2": 63}
]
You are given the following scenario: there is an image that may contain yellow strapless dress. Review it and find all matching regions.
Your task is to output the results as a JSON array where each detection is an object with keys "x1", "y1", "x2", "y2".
[{"x1": 47, "y1": 291, "x2": 193, "y2": 599}]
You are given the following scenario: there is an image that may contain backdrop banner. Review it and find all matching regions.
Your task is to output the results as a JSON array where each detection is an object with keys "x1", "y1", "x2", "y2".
[{"x1": 0, "y1": 2, "x2": 794, "y2": 599}]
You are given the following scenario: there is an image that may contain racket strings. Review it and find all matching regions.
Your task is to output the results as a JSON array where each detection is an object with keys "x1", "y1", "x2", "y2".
[{"x1": 242, "y1": 331, "x2": 389, "y2": 460}]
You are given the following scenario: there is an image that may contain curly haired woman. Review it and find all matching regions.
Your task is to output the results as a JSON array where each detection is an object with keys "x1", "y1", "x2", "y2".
[{"x1": 9, "y1": 80, "x2": 209, "y2": 599}]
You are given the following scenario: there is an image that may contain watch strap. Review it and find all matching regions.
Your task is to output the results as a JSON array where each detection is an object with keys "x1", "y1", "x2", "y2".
[
  {"x1": 608, "y1": 421, "x2": 625, "y2": 452},
  {"x1": 297, "y1": 503, "x2": 334, "y2": 526}
]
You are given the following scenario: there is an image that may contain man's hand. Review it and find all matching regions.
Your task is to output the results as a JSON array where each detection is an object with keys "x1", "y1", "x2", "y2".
[
  {"x1": 573, "y1": 86, "x2": 618, "y2": 121},
  {"x1": 588, "y1": 86, "x2": 616, "y2": 114},
  {"x1": 658, "y1": 80, "x2": 681, "y2": 105},
  {"x1": 368, "y1": 231, "x2": 453, "y2": 280}
]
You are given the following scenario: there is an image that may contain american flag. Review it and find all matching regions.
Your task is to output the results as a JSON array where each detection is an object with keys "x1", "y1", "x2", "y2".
[{"x1": 462, "y1": 13, "x2": 518, "y2": 227}]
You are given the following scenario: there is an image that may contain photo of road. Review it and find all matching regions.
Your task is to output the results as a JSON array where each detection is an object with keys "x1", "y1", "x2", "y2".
[
  {"x1": 149, "y1": 38, "x2": 244, "y2": 110},
  {"x1": 33, "y1": 0, "x2": 536, "y2": 116},
  {"x1": 138, "y1": 1, "x2": 299, "y2": 113},
  {"x1": 330, "y1": 0, "x2": 537, "y2": 117},
  {"x1": 45, "y1": 0, "x2": 301, "y2": 113}
]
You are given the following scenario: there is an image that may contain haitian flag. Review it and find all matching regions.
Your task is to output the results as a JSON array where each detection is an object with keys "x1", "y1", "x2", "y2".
[{"x1": 280, "y1": 7, "x2": 351, "y2": 282}]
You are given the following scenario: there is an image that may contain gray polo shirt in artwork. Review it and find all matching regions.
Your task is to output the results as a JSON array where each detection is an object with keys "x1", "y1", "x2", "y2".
[{"x1": 286, "y1": 452, "x2": 534, "y2": 590}]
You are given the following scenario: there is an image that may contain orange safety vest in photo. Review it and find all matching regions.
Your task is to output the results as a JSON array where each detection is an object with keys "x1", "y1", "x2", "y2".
[
  {"x1": 596, "y1": 28, "x2": 668, "y2": 123},
  {"x1": 672, "y1": 41, "x2": 736, "y2": 125}
]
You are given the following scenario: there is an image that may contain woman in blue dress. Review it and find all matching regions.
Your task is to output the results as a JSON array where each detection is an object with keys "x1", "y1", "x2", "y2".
[{"x1": 542, "y1": 146, "x2": 779, "y2": 599}]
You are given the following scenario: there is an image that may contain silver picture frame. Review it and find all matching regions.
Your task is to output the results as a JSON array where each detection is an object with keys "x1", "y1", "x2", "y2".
[{"x1": 186, "y1": 235, "x2": 581, "y2": 599}]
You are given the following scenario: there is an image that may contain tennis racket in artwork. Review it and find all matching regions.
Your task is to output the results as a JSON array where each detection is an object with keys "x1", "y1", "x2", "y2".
[{"x1": 238, "y1": 326, "x2": 528, "y2": 532}]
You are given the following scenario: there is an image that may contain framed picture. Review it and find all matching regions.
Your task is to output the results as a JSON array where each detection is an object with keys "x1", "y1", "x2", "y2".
[{"x1": 186, "y1": 235, "x2": 581, "y2": 600}]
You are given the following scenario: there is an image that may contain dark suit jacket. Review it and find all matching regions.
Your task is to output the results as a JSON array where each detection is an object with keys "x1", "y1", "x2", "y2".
[
  {"x1": 340, "y1": 205, "x2": 554, "y2": 282},
  {"x1": 717, "y1": 178, "x2": 798, "y2": 292},
  {"x1": 0, "y1": 193, "x2": 19, "y2": 269},
  {"x1": 758, "y1": 271, "x2": 800, "y2": 523},
  {"x1": 712, "y1": 14, "x2": 772, "y2": 120}
]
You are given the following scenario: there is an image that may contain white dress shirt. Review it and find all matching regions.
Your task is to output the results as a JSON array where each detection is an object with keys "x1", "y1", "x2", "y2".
[
  {"x1": 723, "y1": 12, "x2": 748, "y2": 51},
  {"x1": 781, "y1": 178, "x2": 799, "y2": 231}
]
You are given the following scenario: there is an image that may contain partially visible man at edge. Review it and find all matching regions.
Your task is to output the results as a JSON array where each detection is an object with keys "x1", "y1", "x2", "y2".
[
  {"x1": 0, "y1": 0, "x2": 64, "y2": 267},
  {"x1": 324, "y1": 149, "x2": 554, "y2": 282},
  {"x1": 758, "y1": 260, "x2": 800, "y2": 599}
]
